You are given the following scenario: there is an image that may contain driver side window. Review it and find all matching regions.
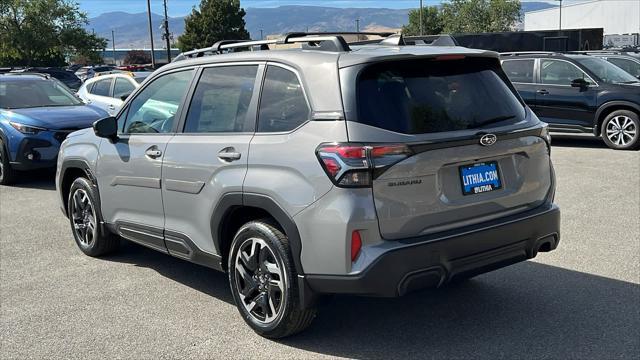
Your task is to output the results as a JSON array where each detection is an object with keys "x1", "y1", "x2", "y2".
[{"x1": 123, "y1": 70, "x2": 194, "y2": 134}]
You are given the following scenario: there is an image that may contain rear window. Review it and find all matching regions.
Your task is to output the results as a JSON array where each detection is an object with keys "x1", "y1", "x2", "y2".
[{"x1": 357, "y1": 58, "x2": 525, "y2": 134}]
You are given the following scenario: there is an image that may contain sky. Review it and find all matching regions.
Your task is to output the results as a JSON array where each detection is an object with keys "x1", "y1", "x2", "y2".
[{"x1": 77, "y1": 0, "x2": 570, "y2": 17}]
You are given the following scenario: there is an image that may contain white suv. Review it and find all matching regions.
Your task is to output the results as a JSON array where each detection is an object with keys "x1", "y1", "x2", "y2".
[{"x1": 77, "y1": 72, "x2": 151, "y2": 116}]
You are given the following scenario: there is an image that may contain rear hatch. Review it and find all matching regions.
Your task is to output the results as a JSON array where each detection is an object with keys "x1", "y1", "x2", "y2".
[{"x1": 341, "y1": 56, "x2": 552, "y2": 239}]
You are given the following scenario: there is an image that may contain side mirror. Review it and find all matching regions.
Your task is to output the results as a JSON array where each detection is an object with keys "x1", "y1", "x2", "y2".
[
  {"x1": 120, "y1": 93, "x2": 131, "y2": 101},
  {"x1": 570, "y1": 78, "x2": 589, "y2": 88},
  {"x1": 93, "y1": 117, "x2": 118, "y2": 141}
]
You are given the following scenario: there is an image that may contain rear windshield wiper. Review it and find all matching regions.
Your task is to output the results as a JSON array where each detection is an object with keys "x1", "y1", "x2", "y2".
[{"x1": 476, "y1": 115, "x2": 517, "y2": 128}]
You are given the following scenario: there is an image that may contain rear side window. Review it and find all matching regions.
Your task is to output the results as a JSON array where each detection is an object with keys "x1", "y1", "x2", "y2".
[
  {"x1": 257, "y1": 66, "x2": 310, "y2": 132},
  {"x1": 113, "y1": 78, "x2": 136, "y2": 99},
  {"x1": 502, "y1": 59, "x2": 535, "y2": 83},
  {"x1": 90, "y1": 79, "x2": 111, "y2": 96},
  {"x1": 357, "y1": 58, "x2": 525, "y2": 134},
  {"x1": 184, "y1": 65, "x2": 258, "y2": 133}
]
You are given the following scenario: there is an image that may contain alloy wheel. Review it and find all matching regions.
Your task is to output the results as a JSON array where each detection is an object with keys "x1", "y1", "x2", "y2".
[
  {"x1": 606, "y1": 115, "x2": 637, "y2": 147},
  {"x1": 70, "y1": 189, "x2": 97, "y2": 247},
  {"x1": 234, "y1": 237, "x2": 286, "y2": 324}
]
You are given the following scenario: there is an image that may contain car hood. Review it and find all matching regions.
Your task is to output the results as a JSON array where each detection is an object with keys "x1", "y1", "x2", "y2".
[{"x1": 1, "y1": 105, "x2": 107, "y2": 130}]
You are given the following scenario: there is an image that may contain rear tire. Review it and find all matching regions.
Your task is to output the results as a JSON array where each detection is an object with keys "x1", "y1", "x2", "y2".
[
  {"x1": 67, "y1": 177, "x2": 119, "y2": 256},
  {"x1": 601, "y1": 110, "x2": 640, "y2": 150},
  {"x1": 228, "y1": 220, "x2": 316, "y2": 338},
  {"x1": 0, "y1": 139, "x2": 18, "y2": 185}
]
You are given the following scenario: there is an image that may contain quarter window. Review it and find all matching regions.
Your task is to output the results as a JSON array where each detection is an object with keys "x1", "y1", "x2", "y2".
[
  {"x1": 540, "y1": 59, "x2": 589, "y2": 85},
  {"x1": 113, "y1": 78, "x2": 136, "y2": 100},
  {"x1": 257, "y1": 66, "x2": 310, "y2": 132},
  {"x1": 90, "y1": 78, "x2": 112, "y2": 96},
  {"x1": 123, "y1": 70, "x2": 194, "y2": 134},
  {"x1": 501, "y1": 59, "x2": 535, "y2": 83},
  {"x1": 184, "y1": 66, "x2": 258, "y2": 133}
]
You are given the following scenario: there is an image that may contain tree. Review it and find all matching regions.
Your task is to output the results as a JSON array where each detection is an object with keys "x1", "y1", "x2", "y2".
[
  {"x1": 0, "y1": 0, "x2": 107, "y2": 66},
  {"x1": 123, "y1": 50, "x2": 152, "y2": 65},
  {"x1": 440, "y1": 0, "x2": 522, "y2": 34},
  {"x1": 177, "y1": 0, "x2": 250, "y2": 52},
  {"x1": 402, "y1": 6, "x2": 444, "y2": 36}
]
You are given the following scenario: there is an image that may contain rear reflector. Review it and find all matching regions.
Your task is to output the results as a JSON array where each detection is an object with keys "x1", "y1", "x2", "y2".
[
  {"x1": 351, "y1": 230, "x2": 362, "y2": 262},
  {"x1": 434, "y1": 55, "x2": 466, "y2": 61}
]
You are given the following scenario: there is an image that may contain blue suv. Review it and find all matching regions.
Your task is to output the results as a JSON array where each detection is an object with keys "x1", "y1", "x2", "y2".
[{"x1": 0, "y1": 73, "x2": 107, "y2": 184}]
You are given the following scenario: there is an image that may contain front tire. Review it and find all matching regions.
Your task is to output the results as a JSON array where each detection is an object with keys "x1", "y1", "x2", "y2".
[
  {"x1": 67, "y1": 177, "x2": 119, "y2": 256},
  {"x1": 601, "y1": 110, "x2": 640, "y2": 150},
  {"x1": 228, "y1": 220, "x2": 316, "y2": 338},
  {"x1": 0, "y1": 139, "x2": 18, "y2": 185}
]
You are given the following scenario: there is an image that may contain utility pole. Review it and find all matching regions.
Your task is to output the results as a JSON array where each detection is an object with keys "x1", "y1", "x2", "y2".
[
  {"x1": 260, "y1": 28, "x2": 264, "y2": 40},
  {"x1": 163, "y1": 0, "x2": 172, "y2": 63},
  {"x1": 558, "y1": 0, "x2": 563, "y2": 30},
  {"x1": 146, "y1": 0, "x2": 156, "y2": 68},
  {"x1": 355, "y1": 18, "x2": 360, "y2": 41},
  {"x1": 419, "y1": 0, "x2": 423, "y2": 36},
  {"x1": 111, "y1": 30, "x2": 116, "y2": 65}
]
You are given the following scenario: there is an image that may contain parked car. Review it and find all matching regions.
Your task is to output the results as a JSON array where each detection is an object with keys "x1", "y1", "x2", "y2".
[
  {"x1": 74, "y1": 65, "x2": 114, "y2": 82},
  {"x1": 11, "y1": 67, "x2": 82, "y2": 91},
  {"x1": 56, "y1": 33, "x2": 560, "y2": 338},
  {"x1": 569, "y1": 51, "x2": 640, "y2": 78},
  {"x1": 501, "y1": 52, "x2": 640, "y2": 150},
  {"x1": 0, "y1": 73, "x2": 108, "y2": 184},
  {"x1": 77, "y1": 72, "x2": 152, "y2": 116}
]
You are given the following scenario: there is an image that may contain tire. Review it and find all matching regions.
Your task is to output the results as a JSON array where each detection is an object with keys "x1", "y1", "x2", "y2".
[
  {"x1": 228, "y1": 220, "x2": 317, "y2": 338},
  {"x1": 0, "y1": 139, "x2": 18, "y2": 185},
  {"x1": 600, "y1": 110, "x2": 640, "y2": 150},
  {"x1": 67, "y1": 177, "x2": 119, "y2": 256}
]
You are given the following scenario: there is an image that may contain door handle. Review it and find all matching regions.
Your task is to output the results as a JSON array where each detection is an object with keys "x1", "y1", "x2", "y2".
[
  {"x1": 218, "y1": 148, "x2": 241, "y2": 161},
  {"x1": 536, "y1": 89, "x2": 549, "y2": 95},
  {"x1": 145, "y1": 147, "x2": 162, "y2": 159}
]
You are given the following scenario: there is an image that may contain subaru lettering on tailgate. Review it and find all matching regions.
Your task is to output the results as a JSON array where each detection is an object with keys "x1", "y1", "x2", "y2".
[{"x1": 460, "y1": 161, "x2": 502, "y2": 195}]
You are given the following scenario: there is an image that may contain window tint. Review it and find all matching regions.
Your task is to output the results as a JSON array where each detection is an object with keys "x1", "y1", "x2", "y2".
[
  {"x1": 90, "y1": 78, "x2": 112, "y2": 96},
  {"x1": 356, "y1": 58, "x2": 525, "y2": 135},
  {"x1": 502, "y1": 59, "x2": 535, "y2": 83},
  {"x1": 607, "y1": 58, "x2": 640, "y2": 78},
  {"x1": 540, "y1": 59, "x2": 588, "y2": 85},
  {"x1": 257, "y1": 66, "x2": 310, "y2": 132},
  {"x1": 113, "y1": 78, "x2": 136, "y2": 99},
  {"x1": 123, "y1": 70, "x2": 193, "y2": 134},
  {"x1": 184, "y1": 66, "x2": 258, "y2": 133}
]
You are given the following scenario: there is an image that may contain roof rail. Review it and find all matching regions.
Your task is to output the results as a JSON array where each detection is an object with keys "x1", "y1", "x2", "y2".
[
  {"x1": 173, "y1": 31, "x2": 395, "y2": 62},
  {"x1": 499, "y1": 51, "x2": 558, "y2": 56},
  {"x1": 2, "y1": 71, "x2": 50, "y2": 79}
]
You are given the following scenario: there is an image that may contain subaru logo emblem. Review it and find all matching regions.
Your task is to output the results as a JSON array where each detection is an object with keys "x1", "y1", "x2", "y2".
[{"x1": 480, "y1": 134, "x2": 497, "y2": 146}]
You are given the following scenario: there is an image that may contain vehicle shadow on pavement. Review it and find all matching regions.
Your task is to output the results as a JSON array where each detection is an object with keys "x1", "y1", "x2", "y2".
[
  {"x1": 282, "y1": 261, "x2": 639, "y2": 359},
  {"x1": 4, "y1": 170, "x2": 56, "y2": 190},
  {"x1": 102, "y1": 241, "x2": 234, "y2": 304},
  {"x1": 551, "y1": 135, "x2": 609, "y2": 149}
]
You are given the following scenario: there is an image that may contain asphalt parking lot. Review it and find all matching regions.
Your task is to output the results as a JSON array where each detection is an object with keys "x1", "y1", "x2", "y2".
[{"x1": 1, "y1": 135, "x2": 638, "y2": 359}]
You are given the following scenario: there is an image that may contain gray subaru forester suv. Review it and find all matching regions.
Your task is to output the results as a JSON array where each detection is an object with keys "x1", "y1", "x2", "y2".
[{"x1": 56, "y1": 33, "x2": 560, "y2": 338}]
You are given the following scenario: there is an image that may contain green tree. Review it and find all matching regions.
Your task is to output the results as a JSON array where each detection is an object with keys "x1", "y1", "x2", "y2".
[
  {"x1": 0, "y1": 0, "x2": 106, "y2": 66},
  {"x1": 177, "y1": 0, "x2": 250, "y2": 52},
  {"x1": 402, "y1": 6, "x2": 444, "y2": 36},
  {"x1": 440, "y1": 0, "x2": 522, "y2": 34}
]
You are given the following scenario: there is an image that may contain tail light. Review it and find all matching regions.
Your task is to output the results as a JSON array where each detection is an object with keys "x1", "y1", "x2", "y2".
[{"x1": 316, "y1": 143, "x2": 413, "y2": 187}]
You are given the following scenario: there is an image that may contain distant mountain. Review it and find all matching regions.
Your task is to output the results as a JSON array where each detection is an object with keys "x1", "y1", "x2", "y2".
[{"x1": 86, "y1": 3, "x2": 556, "y2": 49}]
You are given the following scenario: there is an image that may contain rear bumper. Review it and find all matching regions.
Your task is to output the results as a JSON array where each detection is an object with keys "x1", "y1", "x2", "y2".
[{"x1": 305, "y1": 203, "x2": 560, "y2": 297}]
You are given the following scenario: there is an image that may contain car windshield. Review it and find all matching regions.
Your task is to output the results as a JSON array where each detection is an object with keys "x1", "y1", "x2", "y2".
[
  {"x1": 575, "y1": 57, "x2": 639, "y2": 84},
  {"x1": 0, "y1": 78, "x2": 83, "y2": 109},
  {"x1": 357, "y1": 57, "x2": 526, "y2": 134}
]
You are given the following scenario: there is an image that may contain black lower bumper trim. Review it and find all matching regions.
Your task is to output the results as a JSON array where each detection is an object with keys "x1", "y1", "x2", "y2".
[{"x1": 306, "y1": 204, "x2": 560, "y2": 297}]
